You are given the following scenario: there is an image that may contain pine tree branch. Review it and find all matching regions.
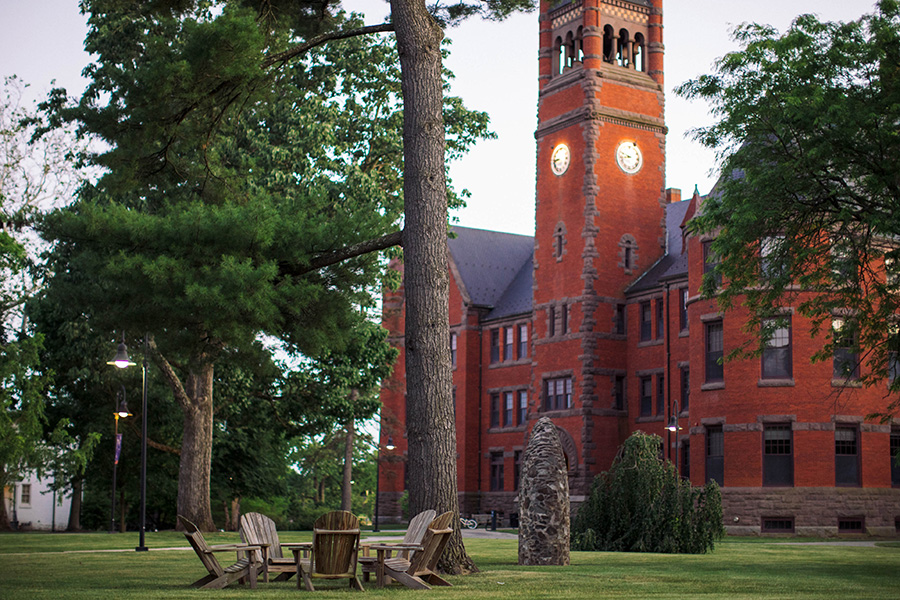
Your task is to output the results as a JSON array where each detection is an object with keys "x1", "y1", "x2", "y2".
[
  {"x1": 262, "y1": 23, "x2": 396, "y2": 69},
  {"x1": 281, "y1": 229, "x2": 403, "y2": 278}
]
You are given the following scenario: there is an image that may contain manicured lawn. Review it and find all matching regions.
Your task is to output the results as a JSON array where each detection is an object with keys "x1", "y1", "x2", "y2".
[{"x1": 0, "y1": 532, "x2": 898, "y2": 599}]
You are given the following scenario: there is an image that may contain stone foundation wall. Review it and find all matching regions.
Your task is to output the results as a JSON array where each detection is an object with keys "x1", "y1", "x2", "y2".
[{"x1": 723, "y1": 487, "x2": 900, "y2": 537}]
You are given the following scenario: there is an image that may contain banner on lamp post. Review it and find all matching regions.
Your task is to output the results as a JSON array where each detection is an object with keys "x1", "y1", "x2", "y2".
[{"x1": 115, "y1": 433, "x2": 123, "y2": 465}]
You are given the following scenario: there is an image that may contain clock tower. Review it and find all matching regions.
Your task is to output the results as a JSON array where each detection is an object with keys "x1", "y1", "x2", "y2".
[{"x1": 532, "y1": 0, "x2": 667, "y2": 495}]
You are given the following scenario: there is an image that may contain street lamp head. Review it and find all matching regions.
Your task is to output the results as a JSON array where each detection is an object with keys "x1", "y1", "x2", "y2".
[
  {"x1": 666, "y1": 416, "x2": 681, "y2": 432},
  {"x1": 116, "y1": 401, "x2": 132, "y2": 419},
  {"x1": 107, "y1": 340, "x2": 136, "y2": 369},
  {"x1": 385, "y1": 436, "x2": 395, "y2": 451}
]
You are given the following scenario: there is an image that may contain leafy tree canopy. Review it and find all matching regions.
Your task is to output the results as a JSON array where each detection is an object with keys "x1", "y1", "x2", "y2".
[{"x1": 677, "y1": 0, "x2": 900, "y2": 414}]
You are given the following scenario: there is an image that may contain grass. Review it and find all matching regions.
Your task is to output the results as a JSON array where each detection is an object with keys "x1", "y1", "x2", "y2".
[{"x1": 0, "y1": 532, "x2": 898, "y2": 599}]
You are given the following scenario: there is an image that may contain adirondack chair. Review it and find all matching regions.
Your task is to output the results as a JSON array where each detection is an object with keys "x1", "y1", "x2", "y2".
[
  {"x1": 293, "y1": 510, "x2": 364, "y2": 591},
  {"x1": 370, "y1": 511, "x2": 454, "y2": 590},
  {"x1": 178, "y1": 515, "x2": 263, "y2": 589},
  {"x1": 358, "y1": 509, "x2": 437, "y2": 582},
  {"x1": 239, "y1": 512, "x2": 295, "y2": 582}
]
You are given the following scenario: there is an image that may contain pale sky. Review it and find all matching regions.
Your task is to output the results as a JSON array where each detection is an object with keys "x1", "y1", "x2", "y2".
[{"x1": 0, "y1": 0, "x2": 879, "y2": 235}]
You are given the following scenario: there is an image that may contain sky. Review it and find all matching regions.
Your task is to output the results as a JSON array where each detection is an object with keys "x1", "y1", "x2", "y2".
[{"x1": 0, "y1": 0, "x2": 880, "y2": 236}]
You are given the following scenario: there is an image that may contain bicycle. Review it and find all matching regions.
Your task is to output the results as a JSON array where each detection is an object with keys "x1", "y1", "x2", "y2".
[{"x1": 460, "y1": 516, "x2": 477, "y2": 529}]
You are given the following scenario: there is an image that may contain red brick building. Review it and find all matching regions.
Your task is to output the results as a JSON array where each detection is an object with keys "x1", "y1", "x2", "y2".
[{"x1": 378, "y1": 0, "x2": 900, "y2": 536}]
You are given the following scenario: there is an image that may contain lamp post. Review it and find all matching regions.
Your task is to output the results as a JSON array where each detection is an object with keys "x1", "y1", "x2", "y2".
[
  {"x1": 372, "y1": 435, "x2": 395, "y2": 532},
  {"x1": 109, "y1": 385, "x2": 131, "y2": 533},
  {"x1": 666, "y1": 398, "x2": 682, "y2": 472},
  {"x1": 108, "y1": 334, "x2": 149, "y2": 552}
]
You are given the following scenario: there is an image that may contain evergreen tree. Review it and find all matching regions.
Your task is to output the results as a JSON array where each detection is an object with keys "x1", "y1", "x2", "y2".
[
  {"x1": 37, "y1": 1, "x2": 491, "y2": 530},
  {"x1": 572, "y1": 432, "x2": 724, "y2": 554}
]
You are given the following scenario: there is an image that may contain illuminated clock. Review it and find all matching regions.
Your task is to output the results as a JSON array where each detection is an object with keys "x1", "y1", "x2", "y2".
[
  {"x1": 616, "y1": 140, "x2": 643, "y2": 174},
  {"x1": 551, "y1": 143, "x2": 570, "y2": 176}
]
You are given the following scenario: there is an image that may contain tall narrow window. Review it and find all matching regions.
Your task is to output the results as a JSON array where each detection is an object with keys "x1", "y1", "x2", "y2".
[
  {"x1": 702, "y1": 241, "x2": 721, "y2": 288},
  {"x1": 490, "y1": 452, "x2": 504, "y2": 491},
  {"x1": 640, "y1": 376, "x2": 652, "y2": 417},
  {"x1": 549, "y1": 306, "x2": 556, "y2": 338},
  {"x1": 681, "y1": 440, "x2": 691, "y2": 479},
  {"x1": 706, "y1": 426, "x2": 724, "y2": 486},
  {"x1": 503, "y1": 391, "x2": 514, "y2": 427},
  {"x1": 544, "y1": 377, "x2": 572, "y2": 411},
  {"x1": 705, "y1": 321, "x2": 724, "y2": 382},
  {"x1": 656, "y1": 374, "x2": 665, "y2": 416},
  {"x1": 762, "y1": 316, "x2": 792, "y2": 379},
  {"x1": 517, "y1": 390, "x2": 528, "y2": 425},
  {"x1": 490, "y1": 329, "x2": 500, "y2": 364},
  {"x1": 20, "y1": 483, "x2": 32, "y2": 506},
  {"x1": 450, "y1": 332, "x2": 458, "y2": 369},
  {"x1": 680, "y1": 367, "x2": 690, "y2": 411},
  {"x1": 561, "y1": 304, "x2": 568, "y2": 335},
  {"x1": 760, "y1": 235, "x2": 785, "y2": 280},
  {"x1": 615, "y1": 304, "x2": 626, "y2": 335},
  {"x1": 835, "y1": 426, "x2": 860, "y2": 486},
  {"x1": 679, "y1": 288, "x2": 689, "y2": 331},
  {"x1": 656, "y1": 299, "x2": 664, "y2": 340},
  {"x1": 640, "y1": 302, "x2": 652, "y2": 341},
  {"x1": 503, "y1": 327, "x2": 514, "y2": 361},
  {"x1": 517, "y1": 324, "x2": 528, "y2": 359},
  {"x1": 489, "y1": 393, "x2": 500, "y2": 428},
  {"x1": 763, "y1": 424, "x2": 793, "y2": 486},
  {"x1": 614, "y1": 375, "x2": 625, "y2": 410},
  {"x1": 833, "y1": 318, "x2": 859, "y2": 380}
]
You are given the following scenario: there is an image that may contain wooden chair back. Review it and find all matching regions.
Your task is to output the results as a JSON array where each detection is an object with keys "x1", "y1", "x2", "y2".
[
  {"x1": 310, "y1": 510, "x2": 361, "y2": 578},
  {"x1": 406, "y1": 511, "x2": 453, "y2": 577},
  {"x1": 179, "y1": 515, "x2": 224, "y2": 577},
  {"x1": 402, "y1": 509, "x2": 437, "y2": 548},
  {"x1": 240, "y1": 512, "x2": 283, "y2": 560}
]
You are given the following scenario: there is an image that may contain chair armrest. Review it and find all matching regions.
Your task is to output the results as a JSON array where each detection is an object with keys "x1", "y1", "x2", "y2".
[
  {"x1": 206, "y1": 543, "x2": 264, "y2": 553},
  {"x1": 368, "y1": 543, "x2": 422, "y2": 552}
]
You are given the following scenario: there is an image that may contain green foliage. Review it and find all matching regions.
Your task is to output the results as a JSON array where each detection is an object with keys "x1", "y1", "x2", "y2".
[
  {"x1": 676, "y1": 1, "x2": 900, "y2": 416},
  {"x1": 572, "y1": 431, "x2": 724, "y2": 554}
]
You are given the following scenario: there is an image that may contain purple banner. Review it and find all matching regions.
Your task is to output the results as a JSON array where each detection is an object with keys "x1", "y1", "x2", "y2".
[{"x1": 115, "y1": 433, "x2": 123, "y2": 465}]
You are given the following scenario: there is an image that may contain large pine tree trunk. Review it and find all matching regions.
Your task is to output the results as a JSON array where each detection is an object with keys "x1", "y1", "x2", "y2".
[
  {"x1": 390, "y1": 0, "x2": 476, "y2": 574},
  {"x1": 176, "y1": 363, "x2": 216, "y2": 531}
]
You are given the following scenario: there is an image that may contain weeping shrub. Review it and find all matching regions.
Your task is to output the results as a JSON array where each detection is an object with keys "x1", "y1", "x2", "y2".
[{"x1": 572, "y1": 431, "x2": 724, "y2": 554}]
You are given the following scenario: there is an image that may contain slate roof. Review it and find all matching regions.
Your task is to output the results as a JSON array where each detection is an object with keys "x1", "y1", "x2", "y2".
[
  {"x1": 448, "y1": 226, "x2": 534, "y2": 321},
  {"x1": 625, "y1": 197, "x2": 693, "y2": 295}
]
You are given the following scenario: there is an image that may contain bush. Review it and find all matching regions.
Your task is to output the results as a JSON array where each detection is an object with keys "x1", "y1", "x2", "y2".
[{"x1": 572, "y1": 431, "x2": 724, "y2": 554}]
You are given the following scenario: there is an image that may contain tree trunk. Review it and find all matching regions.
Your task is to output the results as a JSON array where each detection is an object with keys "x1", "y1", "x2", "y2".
[
  {"x1": 176, "y1": 363, "x2": 216, "y2": 531},
  {"x1": 66, "y1": 477, "x2": 83, "y2": 531},
  {"x1": 342, "y1": 412, "x2": 355, "y2": 512},
  {"x1": 390, "y1": 0, "x2": 476, "y2": 574},
  {"x1": 119, "y1": 489, "x2": 127, "y2": 532},
  {"x1": 230, "y1": 497, "x2": 240, "y2": 532},
  {"x1": 0, "y1": 465, "x2": 11, "y2": 531}
]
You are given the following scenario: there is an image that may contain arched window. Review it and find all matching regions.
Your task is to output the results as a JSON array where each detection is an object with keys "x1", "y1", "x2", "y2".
[
  {"x1": 554, "y1": 222, "x2": 567, "y2": 261},
  {"x1": 619, "y1": 234, "x2": 638, "y2": 273},
  {"x1": 633, "y1": 33, "x2": 646, "y2": 72},
  {"x1": 603, "y1": 25, "x2": 615, "y2": 64},
  {"x1": 565, "y1": 31, "x2": 575, "y2": 70},
  {"x1": 617, "y1": 29, "x2": 630, "y2": 68},
  {"x1": 555, "y1": 36, "x2": 565, "y2": 75},
  {"x1": 575, "y1": 26, "x2": 584, "y2": 63}
]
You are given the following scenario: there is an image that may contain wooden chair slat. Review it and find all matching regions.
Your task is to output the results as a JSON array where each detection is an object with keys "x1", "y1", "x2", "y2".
[
  {"x1": 374, "y1": 511, "x2": 454, "y2": 590},
  {"x1": 178, "y1": 515, "x2": 260, "y2": 590}
]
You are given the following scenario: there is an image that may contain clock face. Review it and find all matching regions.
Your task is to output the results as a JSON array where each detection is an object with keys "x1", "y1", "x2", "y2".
[
  {"x1": 616, "y1": 141, "x2": 643, "y2": 174},
  {"x1": 551, "y1": 143, "x2": 570, "y2": 176}
]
